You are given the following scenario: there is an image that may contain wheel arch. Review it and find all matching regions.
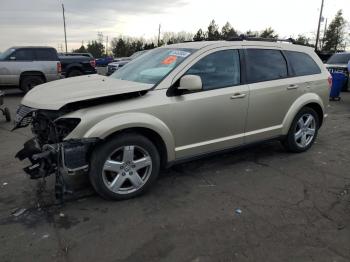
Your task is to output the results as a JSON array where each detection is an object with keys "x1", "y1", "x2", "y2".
[
  {"x1": 20, "y1": 71, "x2": 47, "y2": 83},
  {"x1": 66, "y1": 65, "x2": 83, "y2": 77},
  {"x1": 79, "y1": 112, "x2": 176, "y2": 163},
  {"x1": 282, "y1": 93, "x2": 325, "y2": 135},
  {"x1": 104, "y1": 127, "x2": 168, "y2": 168}
]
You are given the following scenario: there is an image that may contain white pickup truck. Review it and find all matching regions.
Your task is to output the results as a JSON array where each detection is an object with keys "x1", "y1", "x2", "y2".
[{"x1": 0, "y1": 46, "x2": 62, "y2": 92}]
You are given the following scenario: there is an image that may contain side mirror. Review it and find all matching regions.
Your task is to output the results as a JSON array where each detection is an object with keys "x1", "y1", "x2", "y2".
[
  {"x1": 9, "y1": 56, "x2": 16, "y2": 61},
  {"x1": 178, "y1": 75, "x2": 202, "y2": 91}
]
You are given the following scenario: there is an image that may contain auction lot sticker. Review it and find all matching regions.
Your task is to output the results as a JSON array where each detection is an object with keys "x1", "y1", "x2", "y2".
[{"x1": 169, "y1": 50, "x2": 191, "y2": 58}]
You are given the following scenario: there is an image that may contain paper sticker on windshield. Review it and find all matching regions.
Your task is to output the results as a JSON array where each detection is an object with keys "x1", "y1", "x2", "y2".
[
  {"x1": 169, "y1": 50, "x2": 191, "y2": 58},
  {"x1": 162, "y1": 55, "x2": 177, "y2": 65}
]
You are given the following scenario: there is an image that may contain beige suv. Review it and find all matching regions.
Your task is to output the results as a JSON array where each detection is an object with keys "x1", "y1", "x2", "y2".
[{"x1": 15, "y1": 40, "x2": 330, "y2": 200}]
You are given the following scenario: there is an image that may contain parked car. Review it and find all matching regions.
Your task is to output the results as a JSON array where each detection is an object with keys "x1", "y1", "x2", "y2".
[
  {"x1": 106, "y1": 60, "x2": 129, "y2": 76},
  {"x1": 59, "y1": 55, "x2": 96, "y2": 78},
  {"x1": 325, "y1": 52, "x2": 350, "y2": 91},
  {"x1": 106, "y1": 51, "x2": 148, "y2": 76},
  {"x1": 15, "y1": 40, "x2": 330, "y2": 200},
  {"x1": 0, "y1": 46, "x2": 61, "y2": 92},
  {"x1": 95, "y1": 56, "x2": 114, "y2": 67},
  {"x1": 59, "y1": 52, "x2": 94, "y2": 59}
]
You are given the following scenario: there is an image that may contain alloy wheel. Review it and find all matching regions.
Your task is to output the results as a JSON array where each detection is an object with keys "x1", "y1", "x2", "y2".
[
  {"x1": 102, "y1": 145, "x2": 152, "y2": 194},
  {"x1": 294, "y1": 113, "x2": 316, "y2": 148}
]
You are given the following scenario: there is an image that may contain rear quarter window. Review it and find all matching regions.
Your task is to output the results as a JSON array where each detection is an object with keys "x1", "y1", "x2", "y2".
[
  {"x1": 245, "y1": 49, "x2": 288, "y2": 83},
  {"x1": 285, "y1": 51, "x2": 321, "y2": 76},
  {"x1": 34, "y1": 49, "x2": 58, "y2": 61}
]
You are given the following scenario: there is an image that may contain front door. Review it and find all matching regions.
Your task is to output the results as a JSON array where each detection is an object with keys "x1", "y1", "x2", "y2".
[{"x1": 165, "y1": 49, "x2": 249, "y2": 159}]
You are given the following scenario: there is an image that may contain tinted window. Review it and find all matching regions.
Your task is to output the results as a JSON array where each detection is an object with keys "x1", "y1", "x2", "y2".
[
  {"x1": 246, "y1": 49, "x2": 287, "y2": 83},
  {"x1": 327, "y1": 53, "x2": 350, "y2": 64},
  {"x1": 285, "y1": 51, "x2": 321, "y2": 76},
  {"x1": 186, "y1": 50, "x2": 240, "y2": 90},
  {"x1": 14, "y1": 49, "x2": 35, "y2": 61},
  {"x1": 35, "y1": 49, "x2": 57, "y2": 61}
]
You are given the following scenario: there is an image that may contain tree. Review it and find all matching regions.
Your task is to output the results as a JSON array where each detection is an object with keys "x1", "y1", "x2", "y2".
[
  {"x1": 221, "y1": 22, "x2": 238, "y2": 40},
  {"x1": 162, "y1": 31, "x2": 193, "y2": 44},
  {"x1": 207, "y1": 20, "x2": 221, "y2": 40},
  {"x1": 86, "y1": 40, "x2": 105, "y2": 58},
  {"x1": 322, "y1": 10, "x2": 347, "y2": 51},
  {"x1": 260, "y1": 27, "x2": 278, "y2": 39},
  {"x1": 295, "y1": 35, "x2": 313, "y2": 47},
  {"x1": 111, "y1": 36, "x2": 147, "y2": 57},
  {"x1": 144, "y1": 42, "x2": 156, "y2": 50},
  {"x1": 73, "y1": 44, "x2": 87, "y2": 53},
  {"x1": 193, "y1": 29, "x2": 205, "y2": 41},
  {"x1": 246, "y1": 30, "x2": 258, "y2": 37}
]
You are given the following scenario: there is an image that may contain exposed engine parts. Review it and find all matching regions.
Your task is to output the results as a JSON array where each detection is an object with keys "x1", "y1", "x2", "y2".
[{"x1": 14, "y1": 105, "x2": 98, "y2": 201}]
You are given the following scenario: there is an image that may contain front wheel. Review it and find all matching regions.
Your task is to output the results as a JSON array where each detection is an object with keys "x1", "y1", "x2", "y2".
[
  {"x1": 89, "y1": 133, "x2": 160, "y2": 200},
  {"x1": 282, "y1": 107, "x2": 319, "y2": 153}
]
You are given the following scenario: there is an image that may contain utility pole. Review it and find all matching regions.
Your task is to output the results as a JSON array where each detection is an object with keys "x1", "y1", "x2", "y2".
[
  {"x1": 321, "y1": 18, "x2": 328, "y2": 50},
  {"x1": 315, "y1": 0, "x2": 325, "y2": 51},
  {"x1": 157, "y1": 24, "x2": 161, "y2": 46},
  {"x1": 62, "y1": 3, "x2": 68, "y2": 53},
  {"x1": 106, "y1": 35, "x2": 108, "y2": 56}
]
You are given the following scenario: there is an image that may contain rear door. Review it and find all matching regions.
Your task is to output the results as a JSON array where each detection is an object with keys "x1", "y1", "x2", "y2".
[
  {"x1": 244, "y1": 47, "x2": 304, "y2": 143},
  {"x1": 34, "y1": 49, "x2": 59, "y2": 81}
]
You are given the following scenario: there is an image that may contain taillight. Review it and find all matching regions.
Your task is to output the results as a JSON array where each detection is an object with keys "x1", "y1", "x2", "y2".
[
  {"x1": 328, "y1": 75, "x2": 332, "y2": 88},
  {"x1": 90, "y1": 59, "x2": 96, "y2": 68},
  {"x1": 57, "y1": 62, "x2": 62, "y2": 74}
]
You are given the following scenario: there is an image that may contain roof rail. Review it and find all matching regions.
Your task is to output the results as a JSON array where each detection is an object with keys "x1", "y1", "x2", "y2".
[{"x1": 227, "y1": 35, "x2": 295, "y2": 44}]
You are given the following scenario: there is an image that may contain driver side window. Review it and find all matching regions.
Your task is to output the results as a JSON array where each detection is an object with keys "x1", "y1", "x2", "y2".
[{"x1": 186, "y1": 49, "x2": 241, "y2": 90}]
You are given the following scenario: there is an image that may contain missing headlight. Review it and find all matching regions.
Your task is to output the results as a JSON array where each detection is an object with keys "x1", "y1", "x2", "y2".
[{"x1": 54, "y1": 118, "x2": 81, "y2": 141}]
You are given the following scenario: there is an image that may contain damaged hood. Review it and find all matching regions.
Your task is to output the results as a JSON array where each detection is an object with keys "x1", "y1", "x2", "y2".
[{"x1": 21, "y1": 74, "x2": 153, "y2": 110}]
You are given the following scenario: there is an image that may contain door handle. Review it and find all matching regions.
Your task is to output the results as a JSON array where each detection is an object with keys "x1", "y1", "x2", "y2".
[
  {"x1": 287, "y1": 84, "x2": 299, "y2": 90},
  {"x1": 230, "y1": 93, "x2": 246, "y2": 99}
]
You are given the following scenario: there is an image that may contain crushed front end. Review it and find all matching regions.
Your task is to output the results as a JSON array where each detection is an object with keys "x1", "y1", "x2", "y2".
[{"x1": 14, "y1": 105, "x2": 98, "y2": 200}]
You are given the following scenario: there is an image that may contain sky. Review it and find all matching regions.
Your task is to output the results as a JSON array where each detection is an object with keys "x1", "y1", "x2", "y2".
[{"x1": 0, "y1": 0, "x2": 349, "y2": 52}]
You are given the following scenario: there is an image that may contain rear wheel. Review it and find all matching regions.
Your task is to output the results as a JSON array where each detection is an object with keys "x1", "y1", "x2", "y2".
[
  {"x1": 89, "y1": 133, "x2": 160, "y2": 200},
  {"x1": 67, "y1": 69, "x2": 83, "y2": 78},
  {"x1": 282, "y1": 107, "x2": 319, "y2": 153},
  {"x1": 20, "y1": 75, "x2": 44, "y2": 93}
]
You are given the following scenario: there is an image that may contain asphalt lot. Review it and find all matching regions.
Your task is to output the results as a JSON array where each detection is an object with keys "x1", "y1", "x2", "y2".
[{"x1": 0, "y1": 86, "x2": 349, "y2": 262}]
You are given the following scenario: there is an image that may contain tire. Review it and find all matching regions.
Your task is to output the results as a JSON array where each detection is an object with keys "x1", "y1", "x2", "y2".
[
  {"x1": 4, "y1": 107, "x2": 11, "y2": 122},
  {"x1": 282, "y1": 107, "x2": 319, "y2": 153},
  {"x1": 89, "y1": 133, "x2": 160, "y2": 200},
  {"x1": 67, "y1": 69, "x2": 83, "y2": 78},
  {"x1": 20, "y1": 75, "x2": 44, "y2": 93}
]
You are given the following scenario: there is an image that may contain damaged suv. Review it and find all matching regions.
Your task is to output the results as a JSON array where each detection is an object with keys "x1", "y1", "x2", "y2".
[{"x1": 15, "y1": 40, "x2": 330, "y2": 200}]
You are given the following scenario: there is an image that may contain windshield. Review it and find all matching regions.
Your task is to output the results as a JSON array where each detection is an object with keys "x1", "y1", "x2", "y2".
[
  {"x1": 110, "y1": 48, "x2": 194, "y2": 85},
  {"x1": 0, "y1": 48, "x2": 15, "y2": 61},
  {"x1": 327, "y1": 53, "x2": 350, "y2": 64}
]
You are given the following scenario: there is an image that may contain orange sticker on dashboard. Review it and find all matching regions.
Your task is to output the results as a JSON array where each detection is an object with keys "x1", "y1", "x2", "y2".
[{"x1": 162, "y1": 55, "x2": 177, "y2": 65}]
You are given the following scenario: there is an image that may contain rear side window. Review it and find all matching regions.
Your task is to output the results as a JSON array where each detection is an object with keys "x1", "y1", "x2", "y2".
[
  {"x1": 186, "y1": 49, "x2": 241, "y2": 90},
  {"x1": 14, "y1": 49, "x2": 35, "y2": 61},
  {"x1": 35, "y1": 49, "x2": 58, "y2": 61},
  {"x1": 246, "y1": 49, "x2": 288, "y2": 83},
  {"x1": 285, "y1": 51, "x2": 321, "y2": 76}
]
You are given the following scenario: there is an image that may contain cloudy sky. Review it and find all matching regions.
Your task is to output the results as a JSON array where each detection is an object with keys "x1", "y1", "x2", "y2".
[{"x1": 0, "y1": 0, "x2": 349, "y2": 51}]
